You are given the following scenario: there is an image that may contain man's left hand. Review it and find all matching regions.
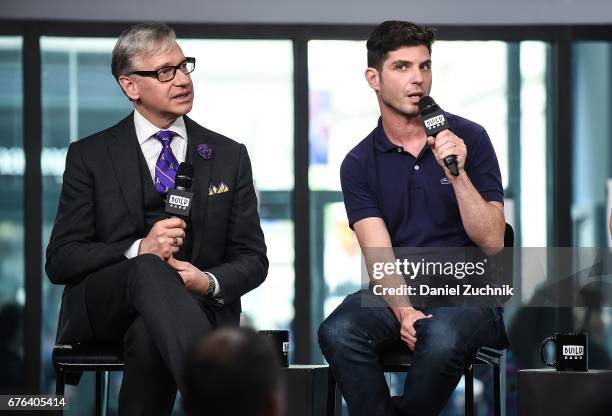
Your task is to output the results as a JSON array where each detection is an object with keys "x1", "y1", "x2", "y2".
[
  {"x1": 167, "y1": 256, "x2": 209, "y2": 294},
  {"x1": 427, "y1": 130, "x2": 467, "y2": 177}
]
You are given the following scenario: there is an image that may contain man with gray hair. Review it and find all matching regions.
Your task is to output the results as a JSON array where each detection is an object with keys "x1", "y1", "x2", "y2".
[{"x1": 46, "y1": 22, "x2": 268, "y2": 414}]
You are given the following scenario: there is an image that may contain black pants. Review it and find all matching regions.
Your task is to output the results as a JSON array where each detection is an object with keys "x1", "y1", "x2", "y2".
[{"x1": 76, "y1": 254, "x2": 213, "y2": 415}]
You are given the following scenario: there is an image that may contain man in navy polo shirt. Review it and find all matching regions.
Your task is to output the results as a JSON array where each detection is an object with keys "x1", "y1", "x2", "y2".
[{"x1": 318, "y1": 21, "x2": 509, "y2": 416}]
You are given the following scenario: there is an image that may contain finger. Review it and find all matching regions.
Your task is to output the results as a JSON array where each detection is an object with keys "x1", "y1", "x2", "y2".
[
  {"x1": 158, "y1": 217, "x2": 186, "y2": 229},
  {"x1": 400, "y1": 327, "x2": 416, "y2": 343},
  {"x1": 435, "y1": 141, "x2": 457, "y2": 156},
  {"x1": 426, "y1": 136, "x2": 436, "y2": 146},
  {"x1": 438, "y1": 148, "x2": 460, "y2": 163},
  {"x1": 402, "y1": 332, "x2": 417, "y2": 346},
  {"x1": 402, "y1": 320, "x2": 416, "y2": 338},
  {"x1": 436, "y1": 130, "x2": 456, "y2": 141},
  {"x1": 168, "y1": 253, "x2": 185, "y2": 268},
  {"x1": 167, "y1": 229, "x2": 186, "y2": 239},
  {"x1": 406, "y1": 325, "x2": 416, "y2": 338}
]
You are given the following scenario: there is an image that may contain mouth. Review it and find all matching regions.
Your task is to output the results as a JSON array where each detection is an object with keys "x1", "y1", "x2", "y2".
[
  {"x1": 406, "y1": 92, "x2": 424, "y2": 101},
  {"x1": 172, "y1": 92, "x2": 192, "y2": 102}
]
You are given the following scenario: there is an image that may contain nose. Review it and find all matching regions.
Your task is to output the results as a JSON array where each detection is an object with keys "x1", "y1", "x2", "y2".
[
  {"x1": 409, "y1": 67, "x2": 423, "y2": 84},
  {"x1": 173, "y1": 68, "x2": 191, "y2": 86}
]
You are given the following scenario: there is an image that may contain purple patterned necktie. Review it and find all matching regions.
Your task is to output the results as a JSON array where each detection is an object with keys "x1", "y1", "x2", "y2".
[{"x1": 154, "y1": 130, "x2": 179, "y2": 195}]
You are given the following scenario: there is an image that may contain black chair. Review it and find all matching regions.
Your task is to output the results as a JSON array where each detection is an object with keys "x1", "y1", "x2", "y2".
[
  {"x1": 53, "y1": 343, "x2": 124, "y2": 416},
  {"x1": 326, "y1": 224, "x2": 514, "y2": 416}
]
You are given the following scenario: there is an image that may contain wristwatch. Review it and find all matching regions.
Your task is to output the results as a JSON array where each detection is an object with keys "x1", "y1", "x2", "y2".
[{"x1": 204, "y1": 272, "x2": 216, "y2": 297}]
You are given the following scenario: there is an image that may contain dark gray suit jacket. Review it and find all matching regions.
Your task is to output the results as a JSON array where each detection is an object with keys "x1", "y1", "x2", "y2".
[{"x1": 46, "y1": 113, "x2": 268, "y2": 342}]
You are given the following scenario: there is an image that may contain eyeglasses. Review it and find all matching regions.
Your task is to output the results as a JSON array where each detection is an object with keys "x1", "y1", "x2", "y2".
[{"x1": 128, "y1": 57, "x2": 196, "y2": 82}]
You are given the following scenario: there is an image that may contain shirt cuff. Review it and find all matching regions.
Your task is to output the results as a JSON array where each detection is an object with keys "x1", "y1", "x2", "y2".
[
  {"x1": 125, "y1": 239, "x2": 142, "y2": 259},
  {"x1": 204, "y1": 271, "x2": 222, "y2": 298}
]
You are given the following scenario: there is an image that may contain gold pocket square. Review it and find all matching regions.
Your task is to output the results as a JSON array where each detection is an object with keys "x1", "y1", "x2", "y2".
[{"x1": 208, "y1": 181, "x2": 229, "y2": 196}]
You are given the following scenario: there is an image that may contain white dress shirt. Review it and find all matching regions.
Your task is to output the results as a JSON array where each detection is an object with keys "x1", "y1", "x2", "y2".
[{"x1": 124, "y1": 109, "x2": 220, "y2": 297}]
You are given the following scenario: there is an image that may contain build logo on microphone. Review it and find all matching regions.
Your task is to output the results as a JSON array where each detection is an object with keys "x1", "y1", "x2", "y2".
[
  {"x1": 424, "y1": 114, "x2": 446, "y2": 129},
  {"x1": 168, "y1": 194, "x2": 191, "y2": 210}
]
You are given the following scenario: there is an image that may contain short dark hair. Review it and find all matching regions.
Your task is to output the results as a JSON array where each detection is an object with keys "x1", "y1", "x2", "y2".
[
  {"x1": 183, "y1": 328, "x2": 281, "y2": 416},
  {"x1": 367, "y1": 20, "x2": 435, "y2": 69}
]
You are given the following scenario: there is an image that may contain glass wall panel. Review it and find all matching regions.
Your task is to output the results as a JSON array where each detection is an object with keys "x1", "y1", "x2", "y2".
[
  {"x1": 40, "y1": 38, "x2": 131, "y2": 410},
  {"x1": 180, "y1": 39, "x2": 295, "y2": 333},
  {"x1": 572, "y1": 42, "x2": 612, "y2": 248},
  {"x1": 570, "y1": 41, "x2": 612, "y2": 371},
  {"x1": 0, "y1": 36, "x2": 25, "y2": 395}
]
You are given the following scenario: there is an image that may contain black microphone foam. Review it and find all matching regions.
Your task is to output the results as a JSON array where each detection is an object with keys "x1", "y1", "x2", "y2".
[
  {"x1": 418, "y1": 95, "x2": 438, "y2": 116},
  {"x1": 175, "y1": 162, "x2": 194, "y2": 191}
]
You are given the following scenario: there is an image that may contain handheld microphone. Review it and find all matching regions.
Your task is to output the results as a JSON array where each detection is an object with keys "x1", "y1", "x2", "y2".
[
  {"x1": 165, "y1": 162, "x2": 194, "y2": 218},
  {"x1": 418, "y1": 96, "x2": 459, "y2": 176}
]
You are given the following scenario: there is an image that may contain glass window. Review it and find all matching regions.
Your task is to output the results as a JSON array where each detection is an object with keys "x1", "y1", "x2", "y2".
[
  {"x1": 40, "y1": 37, "x2": 132, "y2": 399},
  {"x1": 180, "y1": 39, "x2": 295, "y2": 332},
  {"x1": 572, "y1": 42, "x2": 612, "y2": 248},
  {"x1": 570, "y1": 40, "x2": 612, "y2": 376},
  {"x1": 0, "y1": 36, "x2": 25, "y2": 395}
]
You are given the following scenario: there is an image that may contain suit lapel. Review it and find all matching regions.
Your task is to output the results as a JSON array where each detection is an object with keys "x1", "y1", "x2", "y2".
[
  {"x1": 185, "y1": 116, "x2": 214, "y2": 263},
  {"x1": 107, "y1": 113, "x2": 145, "y2": 236}
]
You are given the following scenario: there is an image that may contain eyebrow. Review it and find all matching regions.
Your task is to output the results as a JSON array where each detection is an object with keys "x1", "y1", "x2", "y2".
[
  {"x1": 154, "y1": 58, "x2": 187, "y2": 71},
  {"x1": 391, "y1": 59, "x2": 431, "y2": 67}
]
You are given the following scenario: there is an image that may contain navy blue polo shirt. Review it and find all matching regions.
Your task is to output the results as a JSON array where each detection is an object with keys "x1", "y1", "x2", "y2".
[{"x1": 340, "y1": 113, "x2": 503, "y2": 247}]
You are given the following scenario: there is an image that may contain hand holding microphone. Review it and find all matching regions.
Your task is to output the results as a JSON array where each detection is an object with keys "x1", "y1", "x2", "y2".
[
  {"x1": 138, "y1": 162, "x2": 194, "y2": 259},
  {"x1": 138, "y1": 217, "x2": 186, "y2": 259},
  {"x1": 419, "y1": 96, "x2": 465, "y2": 177}
]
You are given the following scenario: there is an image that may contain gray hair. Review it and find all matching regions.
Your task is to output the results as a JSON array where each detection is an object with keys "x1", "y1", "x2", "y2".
[{"x1": 111, "y1": 22, "x2": 177, "y2": 80}]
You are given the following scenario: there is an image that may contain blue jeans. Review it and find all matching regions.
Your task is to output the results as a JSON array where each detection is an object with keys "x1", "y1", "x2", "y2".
[{"x1": 318, "y1": 289, "x2": 508, "y2": 416}]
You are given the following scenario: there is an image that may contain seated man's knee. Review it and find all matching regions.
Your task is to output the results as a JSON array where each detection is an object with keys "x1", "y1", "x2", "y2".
[
  {"x1": 129, "y1": 254, "x2": 179, "y2": 285},
  {"x1": 131, "y1": 253, "x2": 166, "y2": 271},
  {"x1": 416, "y1": 319, "x2": 464, "y2": 363},
  {"x1": 318, "y1": 310, "x2": 363, "y2": 357}
]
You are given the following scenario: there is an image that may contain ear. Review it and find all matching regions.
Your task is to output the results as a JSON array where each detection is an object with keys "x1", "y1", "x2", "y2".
[
  {"x1": 365, "y1": 67, "x2": 380, "y2": 92},
  {"x1": 118, "y1": 75, "x2": 140, "y2": 101}
]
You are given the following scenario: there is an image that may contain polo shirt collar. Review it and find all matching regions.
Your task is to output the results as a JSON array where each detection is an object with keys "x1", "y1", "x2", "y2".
[{"x1": 373, "y1": 117, "x2": 398, "y2": 153}]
